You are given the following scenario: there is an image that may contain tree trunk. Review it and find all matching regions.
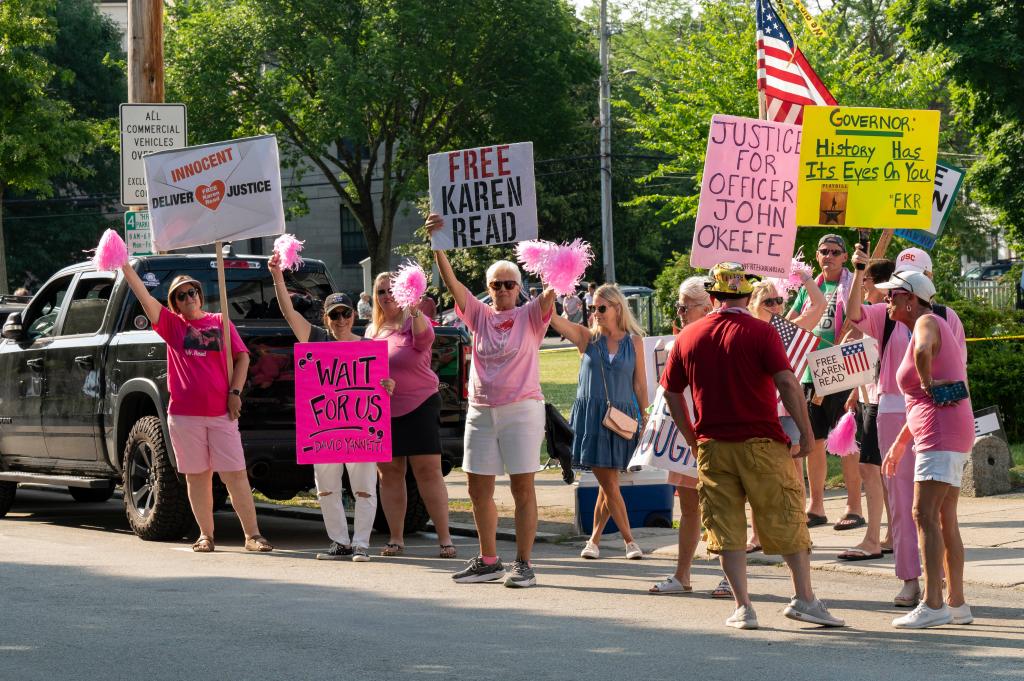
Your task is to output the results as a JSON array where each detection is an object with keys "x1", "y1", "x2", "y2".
[{"x1": 0, "y1": 186, "x2": 8, "y2": 295}]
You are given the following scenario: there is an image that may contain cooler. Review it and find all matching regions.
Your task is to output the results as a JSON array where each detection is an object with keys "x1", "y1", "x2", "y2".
[{"x1": 574, "y1": 468, "x2": 674, "y2": 535}]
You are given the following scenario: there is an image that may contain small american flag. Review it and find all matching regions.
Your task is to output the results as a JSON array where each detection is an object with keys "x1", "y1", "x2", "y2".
[
  {"x1": 842, "y1": 342, "x2": 871, "y2": 374},
  {"x1": 770, "y1": 314, "x2": 820, "y2": 377},
  {"x1": 756, "y1": 0, "x2": 837, "y2": 124}
]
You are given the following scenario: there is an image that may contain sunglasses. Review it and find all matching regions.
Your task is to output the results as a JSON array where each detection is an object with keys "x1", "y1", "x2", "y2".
[
  {"x1": 488, "y1": 280, "x2": 518, "y2": 291},
  {"x1": 675, "y1": 303, "x2": 697, "y2": 314},
  {"x1": 174, "y1": 288, "x2": 199, "y2": 302},
  {"x1": 589, "y1": 304, "x2": 613, "y2": 314},
  {"x1": 884, "y1": 290, "x2": 911, "y2": 301},
  {"x1": 328, "y1": 307, "x2": 354, "y2": 321},
  {"x1": 818, "y1": 248, "x2": 845, "y2": 257},
  {"x1": 377, "y1": 288, "x2": 392, "y2": 297},
  {"x1": 762, "y1": 297, "x2": 785, "y2": 307}
]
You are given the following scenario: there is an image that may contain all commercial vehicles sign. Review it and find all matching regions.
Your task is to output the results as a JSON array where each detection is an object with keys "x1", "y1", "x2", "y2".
[{"x1": 120, "y1": 103, "x2": 187, "y2": 206}]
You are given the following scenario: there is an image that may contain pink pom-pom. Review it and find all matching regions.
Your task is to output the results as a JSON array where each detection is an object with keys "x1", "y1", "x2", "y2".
[
  {"x1": 541, "y1": 239, "x2": 594, "y2": 295},
  {"x1": 273, "y1": 234, "x2": 305, "y2": 271},
  {"x1": 786, "y1": 256, "x2": 813, "y2": 293},
  {"x1": 826, "y1": 410, "x2": 859, "y2": 457},
  {"x1": 515, "y1": 240, "x2": 554, "y2": 275},
  {"x1": 391, "y1": 261, "x2": 428, "y2": 309},
  {"x1": 92, "y1": 229, "x2": 129, "y2": 271}
]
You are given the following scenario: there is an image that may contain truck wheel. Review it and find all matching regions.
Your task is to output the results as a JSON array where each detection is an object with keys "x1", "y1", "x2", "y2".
[
  {"x1": 372, "y1": 476, "x2": 430, "y2": 535},
  {"x1": 122, "y1": 416, "x2": 192, "y2": 540},
  {"x1": 68, "y1": 483, "x2": 115, "y2": 503},
  {"x1": 0, "y1": 481, "x2": 16, "y2": 518}
]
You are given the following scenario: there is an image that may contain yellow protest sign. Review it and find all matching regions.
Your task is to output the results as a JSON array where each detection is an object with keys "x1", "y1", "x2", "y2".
[
  {"x1": 791, "y1": 0, "x2": 826, "y2": 38},
  {"x1": 796, "y1": 106, "x2": 940, "y2": 229}
]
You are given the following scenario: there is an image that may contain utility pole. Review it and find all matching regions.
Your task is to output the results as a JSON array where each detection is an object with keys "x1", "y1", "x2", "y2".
[
  {"x1": 127, "y1": 1, "x2": 164, "y2": 105},
  {"x1": 599, "y1": 0, "x2": 615, "y2": 284}
]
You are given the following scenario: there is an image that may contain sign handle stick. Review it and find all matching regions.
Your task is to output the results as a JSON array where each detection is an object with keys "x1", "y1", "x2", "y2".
[
  {"x1": 215, "y1": 241, "x2": 233, "y2": 380},
  {"x1": 871, "y1": 229, "x2": 894, "y2": 259}
]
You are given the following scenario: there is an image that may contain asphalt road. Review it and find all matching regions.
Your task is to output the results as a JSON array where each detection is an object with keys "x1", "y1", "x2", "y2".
[{"x1": 2, "y1": 488, "x2": 1022, "y2": 681}]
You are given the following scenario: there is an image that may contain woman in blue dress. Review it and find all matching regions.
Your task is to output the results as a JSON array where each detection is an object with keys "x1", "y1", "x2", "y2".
[{"x1": 549, "y1": 284, "x2": 649, "y2": 560}]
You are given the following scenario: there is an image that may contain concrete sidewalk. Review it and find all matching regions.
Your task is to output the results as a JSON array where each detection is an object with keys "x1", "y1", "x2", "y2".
[{"x1": 444, "y1": 470, "x2": 1024, "y2": 590}]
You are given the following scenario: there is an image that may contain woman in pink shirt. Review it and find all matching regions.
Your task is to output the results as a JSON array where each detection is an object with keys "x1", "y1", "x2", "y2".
[
  {"x1": 427, "y1": 213, "x2": 555, "y2": 589},
  {"x1": 365, "y1": 271, "x2": 454, "y2": 559},
  {"x1": 120, "y1": 264, "x2": 271, "y2": 553},
  {"x1": 877, "y1": 271, "x2": 974, "y2": 629}
]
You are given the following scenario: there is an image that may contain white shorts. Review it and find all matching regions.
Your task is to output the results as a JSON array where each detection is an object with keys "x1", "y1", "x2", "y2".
[
  {"x1": 463, "y1": 399, "x2": 545, "y2": 476},
  {"x1": 914, "y1": 450, "x2": 969, "y2": 487}
]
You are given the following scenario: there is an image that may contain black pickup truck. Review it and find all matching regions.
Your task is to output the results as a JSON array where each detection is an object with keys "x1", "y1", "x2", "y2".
[{"x1": 0, "y1": 254, "x2": 469, "y2": 540}]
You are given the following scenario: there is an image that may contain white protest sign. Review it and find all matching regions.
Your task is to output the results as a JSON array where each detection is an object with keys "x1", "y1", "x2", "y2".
[
  {"x1": 628, "y1": 386, "x2": 697, "y2": 479},
  {"x1": 894, "y1": 162, "x2": 965, "y2": 250},
  {"x1": 120, "y1": 104, "x2": 187, "y2": 206},
  {"x1": 428, "y1": 142, "x2": 537, "y2": 249},
  {"x1": 642, "y1": 335, "x2": 675, "y2": 404},
  {"x1": 143, "y1": 134, "x2": 285, "y2": 251},
  {"x1": 807, "y1": 336, "x2": 879, "y2": 397}
]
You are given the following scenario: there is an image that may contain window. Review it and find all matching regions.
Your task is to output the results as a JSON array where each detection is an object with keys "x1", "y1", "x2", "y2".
[
  {"x1": 60, "y1": 276, "x2": 115, "y2": 336},
  {"x1": 24, "y1": 275, "x2": 75, "y2": 340},
  {"x1": 340, "y1": 206, "x2": 368, "y2": 265}
]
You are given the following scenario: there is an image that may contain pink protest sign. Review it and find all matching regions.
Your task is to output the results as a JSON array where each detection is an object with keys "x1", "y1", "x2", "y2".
[
  {"x1": 294, "y1": 340, "x2": 392, "y2": 464},
  {"x1": 692, "y1": 115, "x2": 801, "y2": 277}
]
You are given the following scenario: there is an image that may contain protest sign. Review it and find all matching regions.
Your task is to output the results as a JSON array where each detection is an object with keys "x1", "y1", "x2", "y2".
[
  {"x1": 692, "y1": 115, "x2": 801, "y2": 277},
  {"x1": 294, "y1": 340, "x2": 392, "y2": 465},
  {"x1": 642, "y1": 335, "x2": 675, "y2": 404},
  {"x1": 428, "y1": 142, "x2": 537, "y2": 250},
  {"x1": 973, "y1": 406, "x2": 1007, "y2": 444},
  {"x1": 894, "y1": 162, "x2": 965, "y2": 250},
  {"x1": 807, "y1": 336, "x2": 879, "y2": 397},
  {"x1": 628, "y1": 386, "x2": 697, "y2": 479},
  {"x1": 797, "y1": 106, "x2": 940, "y2": 230},
  {"x1": 143, "y1": 134, "x2": 286, "y2": 252}
]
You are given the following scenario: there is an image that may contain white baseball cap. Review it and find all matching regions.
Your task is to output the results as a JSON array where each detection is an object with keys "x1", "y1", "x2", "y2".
[
  {"x1": 894, "y1": 247, "x2": 932, "y2": 274},
  {"x1": 875, "y1": 270, "x2": 936, "y2": 303}
]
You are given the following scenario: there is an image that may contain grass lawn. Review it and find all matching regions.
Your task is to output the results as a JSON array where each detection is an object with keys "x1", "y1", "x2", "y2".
[{"x1": 539, "y1": 348, "x2": 580, "y2": 418}]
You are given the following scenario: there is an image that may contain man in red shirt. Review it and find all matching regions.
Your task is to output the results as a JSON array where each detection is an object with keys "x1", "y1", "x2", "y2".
[{"x1": 660, "y1": 262, "x2": 845, "y2": 630}]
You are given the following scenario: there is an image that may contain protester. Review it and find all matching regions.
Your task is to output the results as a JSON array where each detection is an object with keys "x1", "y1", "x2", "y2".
[
  {"x1": 847, "y1": 246, "x2": 966, "y2": 607},
  {"x1": 876, "y1": 271, "x2": 974, "y2": 628},
  {"x1": 365, "y1": 272, "x2": 455, "y2": 559},
  {"x1": 561, "y1": 290, "x2": 584, "y2": 324},
  {"x1": 549, "y1": 285, "x2": 648, "y2": 561},
  {"x1": 661, "y1": 262, "x2": 845, "y2": 630},
  {"x1": 269, "y1": 256, "x2": 386, "y2": 561},
  {"x1": 648, "y1": 276, "x2": 727, "y2": 596},
  {"x1": 119, "y1": 264, "x2": 272, "y2": 554},
  {"x1": 12, "y1": 287, "x2": 29, "y2": 297},
  {"x1": 418, "y1": 293, "x2": 437, "y2": 321},
  {"x1": 357, "y1": 292, "x2": 372, "y2": 320},
  {"x1": 426, "y1": 213, "x2": 554, "y2": 588},
  {"x1": 584, "y1": 283, "x2": 596, "y2": 307},
  {"x1": 787, "y1": 234, "x2": 860, "y2": 530}
]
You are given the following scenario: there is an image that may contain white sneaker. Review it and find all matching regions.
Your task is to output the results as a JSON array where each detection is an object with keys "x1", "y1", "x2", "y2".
[
  {"x1": 783, "y1": 598, "x2": 846, "y2": 627},
  {"x1": 725, "y1": 605, "x2": 759, "y2": 630},
  {"x1": 892, "y1": 602, "x2": 952, "y2": 629},
  {"x1": 580, "y1": 540, "x2": 600, "y2": 559},
  {"x1": 949, "y1": 603, "x2": 974, "y2": 625},
  {"x1": 351, "y1": 546, "x2": 370, "y2": 562},
  {"x1": 625, "y1": 541, "x2": 643, "y2": 560}
]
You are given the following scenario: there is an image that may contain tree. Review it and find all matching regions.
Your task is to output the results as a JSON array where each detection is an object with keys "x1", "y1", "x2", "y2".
[
  {"x1": 0, "y1": 0, "x2": 99, "y2": 293},
  {"x1": 165, "y1": 0, "x2": 598, "y2": 275}
]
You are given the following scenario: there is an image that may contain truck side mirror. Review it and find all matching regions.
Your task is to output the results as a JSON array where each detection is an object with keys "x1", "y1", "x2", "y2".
[{"x1": 2, "y1": 311, "x2": 24, "y2": 340}]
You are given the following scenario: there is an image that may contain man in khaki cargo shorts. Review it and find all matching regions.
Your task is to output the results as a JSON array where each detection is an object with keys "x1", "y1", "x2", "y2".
[{"x1": 660, "y1": 262, "x2": 847, "y2": 630}]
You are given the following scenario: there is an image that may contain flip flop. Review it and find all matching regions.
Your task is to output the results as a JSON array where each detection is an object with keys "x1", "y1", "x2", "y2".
[
  {"x1": 745, "y1": 543, "x2": 762, "y2": 554},
  {"x1": 837, "y1": 548, "x2": 883, "y2": 561},
  {"x1": 710, "y1": 578, "x2": 733, "y2": 599},
  {"x1": 649, "y1": 576, "x2": 692, "y2": 595},
  {"x1": 881, "y1": 547, "x2": 894, "y2": 555},
  {"x1": 806, "y1": 513, "x2": 828, "y2": 528},
  {"x1": 833, "y1": 513, "x2": 866, "y2": 531}
]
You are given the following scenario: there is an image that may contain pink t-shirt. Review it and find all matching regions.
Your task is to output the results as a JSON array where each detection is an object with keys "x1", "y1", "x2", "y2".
[
  {"x1": 456, "y1": 294, "x2": 552, "y2": 407},
  {"x1": 896, "y1": 314, "x2": 974, "y2": 453},
  {"x1": 154, "y1": 308, "x2": 247, "y2": 417},
  {"x1": 376, "y1": 317, "x2": 439, "y2": 417}
]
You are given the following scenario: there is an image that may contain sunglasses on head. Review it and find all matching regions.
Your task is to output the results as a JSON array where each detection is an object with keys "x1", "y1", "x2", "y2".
[
  {"x1": 174, "y1": 288, "x2": 199, "y2": 302},
  {"x1": 818, "y1": 248, "x2": 845, "y2": 257},
  {"x1": 328, "y1": 307, "x2": 354, "y2": 321},
  {"x1": 588, "y1": 304, "x2": 612, "y2": 314},
  {"x1": 489, "y1": 280, "x2": 518, "y2": 291},
  {"x1": 762, "y1": 297, "x2": 785, "y2": 307}
]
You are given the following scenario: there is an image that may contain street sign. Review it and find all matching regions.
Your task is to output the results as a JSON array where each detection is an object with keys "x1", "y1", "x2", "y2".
[
  {"x1": 124, "y1": 210, "x2": 153, "y2": 256},
  {"x1": 120, "y1": 103, "x2": 187, "y2": 207}
]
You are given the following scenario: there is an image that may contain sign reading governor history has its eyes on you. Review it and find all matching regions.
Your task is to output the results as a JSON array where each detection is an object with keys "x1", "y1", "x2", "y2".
[
  {"x1": 428, "y1": 142, "x2": 538, "y2": 250},
  {"x1": 142, "y1": 134, "x2": 285, "y2": 251},
  {"x1": 692, "y1": 115, "x2": 801, "y2": 277},
  {"x1": 797, "y1": 106, "x2": 940, "y2": 230},
  {"x1": 294, "y1": 341, "x2": 392, "y2": 465}
]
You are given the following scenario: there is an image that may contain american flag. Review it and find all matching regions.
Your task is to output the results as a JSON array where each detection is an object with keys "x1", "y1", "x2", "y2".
[
  {"x1": 756, "y1": 0, "x2": 837, "y2": 124},
  {"x1": 842, "y1": 341, "x2": 871, "y2": 374},
  {"x1": 770, "y1": 314, "x2": 820, "y2": 378}
]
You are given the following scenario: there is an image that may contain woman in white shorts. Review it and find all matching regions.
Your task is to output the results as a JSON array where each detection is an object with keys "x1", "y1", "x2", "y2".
[{"x1": 426, "y1": 213, "x2": 555, "y2": 589}]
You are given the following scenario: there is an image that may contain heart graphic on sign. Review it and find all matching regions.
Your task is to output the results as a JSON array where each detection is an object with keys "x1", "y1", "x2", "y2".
[{"x1": 195, "y1": 180, "x2": 226, "y2": 210}]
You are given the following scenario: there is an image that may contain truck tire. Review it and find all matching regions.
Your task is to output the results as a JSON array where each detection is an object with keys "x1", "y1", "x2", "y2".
[
  {"x1": 0, "y1": 481, "x2": 16, "y2": 518},
  {"x1": 68, "y1": 483, "x2": 115, "y2": 503},
  {"x1": 372, "y1": 476, "x2": 430, "y2": 535},
  {"x1": 121, "y1": 416, "x2": 192, "y2": 540}
]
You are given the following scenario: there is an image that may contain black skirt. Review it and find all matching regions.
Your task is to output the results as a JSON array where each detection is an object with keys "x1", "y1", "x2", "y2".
[{"x1": 391, "y1": 393, "x2": 442, "y2": 456}]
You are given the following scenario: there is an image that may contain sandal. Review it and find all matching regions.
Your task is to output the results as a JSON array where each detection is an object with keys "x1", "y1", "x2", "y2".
[
  {"x1": 381, "y1": 543, "x2": 404, "y2": 557},
  {"x1": 745, "y1": 543, "x2": 762, "y2": 554},
  {"x1": 649, "y1": 576, "x2": 692, "y2": 594},
  {"x1": 439, "y1": 544, "x2": 457, "y2": 559},
  {"x1": 710, "y1": 578, "x2": 733, "y2": 599},
  {"x1": 192, "y1": 535, "x2": 215, "y2": 553},
  {"x1": 833, "y1": 513, "x2": 866, "y2": 531},
  {"x1": 244, "y1": 535, "x2": 273, "y2": 552}
]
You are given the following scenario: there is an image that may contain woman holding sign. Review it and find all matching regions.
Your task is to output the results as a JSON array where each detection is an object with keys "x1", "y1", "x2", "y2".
[
  {"x1": 269, "y1": 255, "x2": 390, "y2": 562},
  {"x1": 119, "y1": 264, "x2": 272, "y2": 553},
  {"x1": 427, "y1": 213, "x2": 555, "y2": 589},
  {"x1": 548, "y1": 285, "x2": 649, "y2": 561},
  {"x1": 365, "y1": 272, "x2": 456, "y2": 559}
]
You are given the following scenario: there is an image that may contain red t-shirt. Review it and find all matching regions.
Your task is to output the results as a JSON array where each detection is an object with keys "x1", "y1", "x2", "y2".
[{"x1": 660, "y1": 310, "x2": 791, "y2": 444}]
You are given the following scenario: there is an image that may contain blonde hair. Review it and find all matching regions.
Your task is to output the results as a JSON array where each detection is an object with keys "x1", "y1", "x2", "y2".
[
  {"x1": 589, "y1": 284, "x2": 644, "y2": 340},
  {"x1": 749, "y1": 280, "x2": 780, "y2": 319},
  {"x1": 367, "y1": 271, "x2": 399, "y2": 336}
]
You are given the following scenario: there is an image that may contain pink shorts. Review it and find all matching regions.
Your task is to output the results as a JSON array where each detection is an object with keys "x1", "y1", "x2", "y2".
[{"x1": 167, "y1": 413, "x2": 247, "y2": 474}]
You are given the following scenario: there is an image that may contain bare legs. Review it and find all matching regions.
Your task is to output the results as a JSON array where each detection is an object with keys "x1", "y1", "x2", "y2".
[
  {"x1": 588, "y1": 467, "x2": 635, "y2": 545},
  {"x1": 914, "y1": 480, "x2": 964, "y2": 610},
  {"x1": 674, "y1": 487, "x2": 702, "y2": 585},
  {"x1": 186, "y1": 469, "x2": 262, "y2": 540},
  {"x1": 376, "y1": 455, "x2": 453, "y2": 548}
]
